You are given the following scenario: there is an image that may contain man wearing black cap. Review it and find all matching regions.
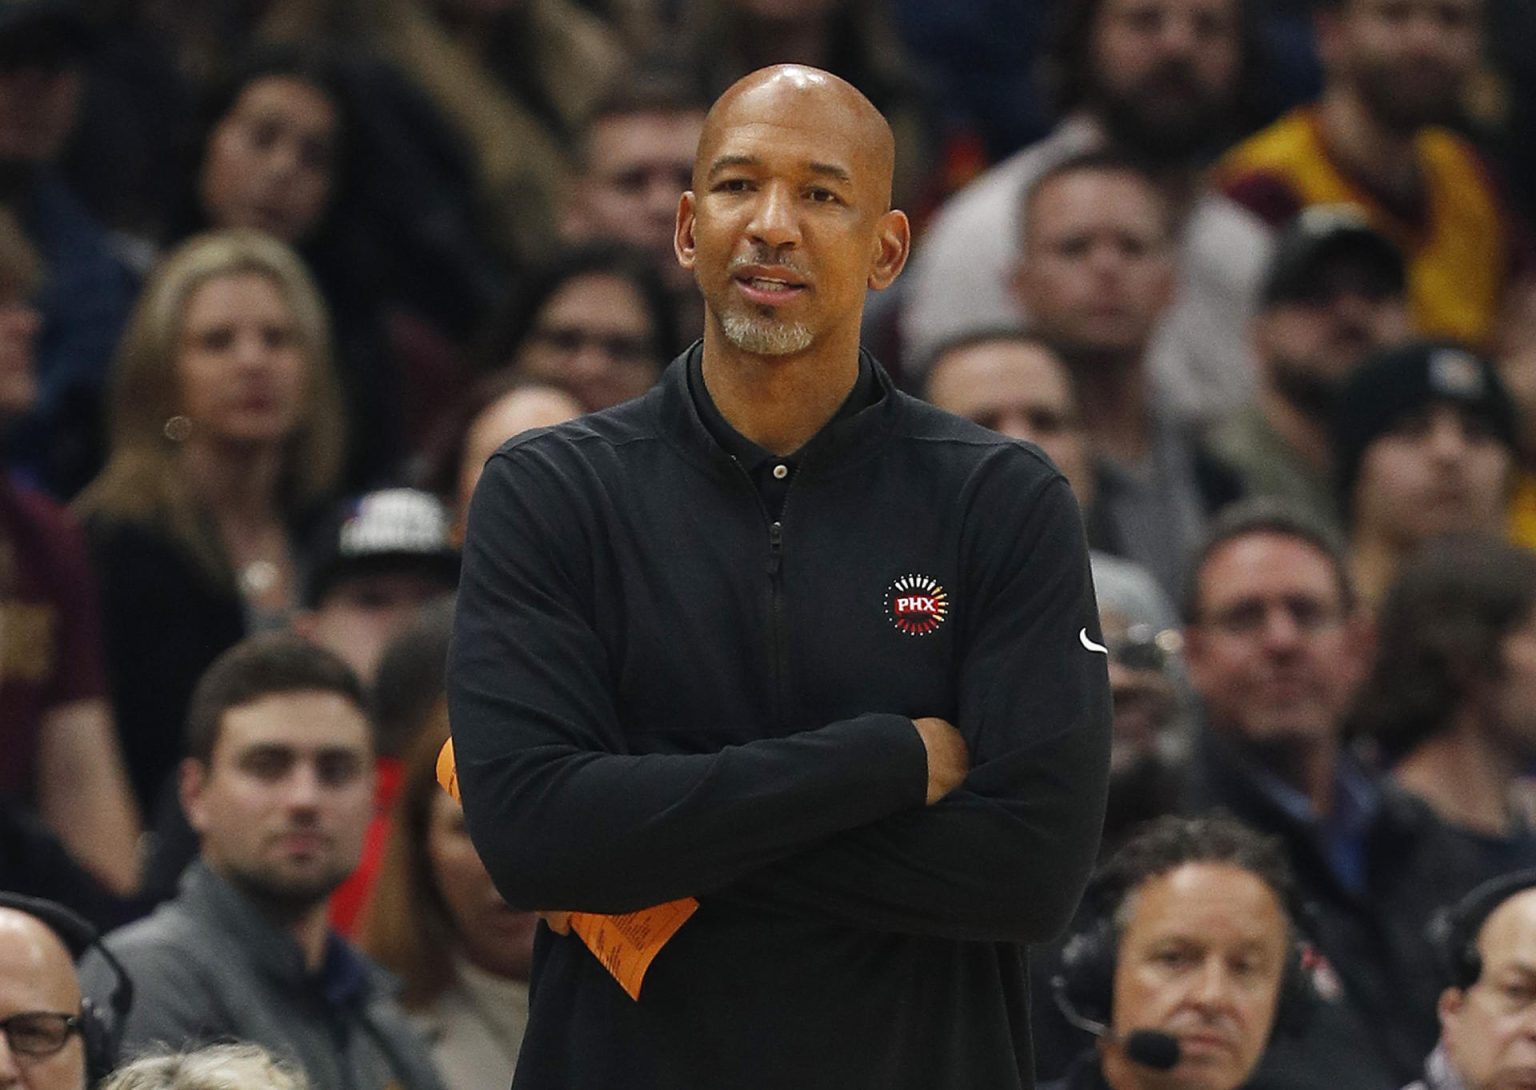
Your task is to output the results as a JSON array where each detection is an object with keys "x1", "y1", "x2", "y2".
[
  {"x1": 294, "y1": 488, "x2": 460, "y2": 688},
  {"x1": 1207, "y1": 207, "x2": 1410, "y2": 534},
  {"x1": 0, "y1": 0, "x2": 135, "y2": 498},
  {"x1": 1333, "y1": 341, "x2": 1518, "y2": 605}
]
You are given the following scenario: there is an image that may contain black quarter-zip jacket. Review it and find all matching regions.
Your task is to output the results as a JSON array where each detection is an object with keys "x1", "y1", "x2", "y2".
[{"x1": 448, "y1": 346, "x2": 1112, "y2": 1090}]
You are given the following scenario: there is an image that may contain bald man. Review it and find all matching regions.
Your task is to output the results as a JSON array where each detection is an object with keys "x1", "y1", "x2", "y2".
[
  {"x1": 449, "y1": 65, "x2": 1110, "y2": 1089},
  {"x1": 0, "y1": 907, "x2": 88, "y2": 1090}
]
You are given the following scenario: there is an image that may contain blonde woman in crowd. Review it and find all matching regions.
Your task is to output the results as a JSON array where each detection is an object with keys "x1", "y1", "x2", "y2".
[
  {"x1": 74, "y1": 229, "x2": 345, "y2": 824},
  {"x1": 361, "y1": 711, "x2": 537, "y2": 1090}
]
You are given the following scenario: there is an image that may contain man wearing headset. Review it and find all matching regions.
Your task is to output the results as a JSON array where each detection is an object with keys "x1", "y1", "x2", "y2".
[
  {"x1": 0, "y1": 892, "x2": 131, "y2": 1090},
  {"x1": 1409, "y1": 871, "x2": 1536, "y2": 1090},
  {"x1": 1046, "y1": 814, "x2": 1309, "y2": 1090}
]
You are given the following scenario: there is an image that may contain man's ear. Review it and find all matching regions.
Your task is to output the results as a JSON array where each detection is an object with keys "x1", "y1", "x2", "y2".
[
  {"x1": 674, "y1": 191, "x2": 697, "y2": 271},
  {"x1": 180, "y1": 757, "x2": 211, "y2": 835},
  {"x1": 1439, "y1": 986, "x2": 1466, "y2": 1032},
  {"x1": 867, "y1": 209, "x2": 911, "y2": 292}
]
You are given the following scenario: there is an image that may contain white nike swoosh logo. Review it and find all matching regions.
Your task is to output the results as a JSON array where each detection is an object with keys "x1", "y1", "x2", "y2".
[{"x1": 1079, "y1": 629, "x2": 1108, "y2": 655}]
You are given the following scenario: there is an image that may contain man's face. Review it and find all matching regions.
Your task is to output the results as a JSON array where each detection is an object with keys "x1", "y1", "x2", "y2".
[
  {"x1": 579, "y1": 110, "x2": 704, "y2": 291},
  {"x1": 1255, "y1": 264, "x2": 1410, "y2": 420},
  {"x1": 299, "y1": 571, "x2": 454, "y2": 686},
  {"x1": 0, "y1": 912, "x2": 86, "y2": 1090},
  {"x1": 1015, "y1": 170, "x2": 1175, "y2": 363},
  {"x1": 1110, "y1": 863, "x2": 1289, "y2": 1090},
  {"x1": 182, "y1": 690, "x2": 374, "y2": 912},
  {"x1": 1352, "y1": 403, "x2": 1512, "y2": 548},
  {"x1": 676, "y1": 70, "x2": 908, "y2": 360},
  {"x1": 925, "y1": 338, "x2": 1094, "y2": 506},
  {"x1": 1440, "y1": 888, "x2": 1536, "y2": 1090},
  {"x1": 1319, "y1": 0, "x2": 1484, "y2": 134},
  {"x1": 1087, "y1": 0, "x2": 1243, "y2": 158},
  {"x1": 1185, "y1": 533, "x2": 1366, "y2": 748}
]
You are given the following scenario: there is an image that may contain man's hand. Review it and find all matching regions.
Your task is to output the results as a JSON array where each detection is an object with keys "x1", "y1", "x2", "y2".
[
  {"x1": 540, "y1": 911, "x2": 572, "y2": 935},
  {"x1": 912, "y1": 717, "x2": 969, "y2": 804}
]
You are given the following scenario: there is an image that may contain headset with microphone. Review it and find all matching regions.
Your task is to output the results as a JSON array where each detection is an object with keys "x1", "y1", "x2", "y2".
[
  {"x1": 1427, "y1": 868, "x2": 1536, "y2": 991},
  {"x1": 1052, "y1": 885, "x2": 1319, "y2": 1075},
  {"x1": 0, "y1": 892, "x2": 134, "y2": 1085}
]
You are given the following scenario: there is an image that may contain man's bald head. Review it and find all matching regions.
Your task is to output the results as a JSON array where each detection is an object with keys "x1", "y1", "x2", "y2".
[
  {"x1": 696, "y1": 65, "x2": 895, "y2": 210},
  {"x1": 0, "y1": 908, "x2": 86, "y2": 1090}
]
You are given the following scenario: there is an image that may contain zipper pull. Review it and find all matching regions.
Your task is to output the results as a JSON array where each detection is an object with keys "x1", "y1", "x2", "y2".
[{"x1": 767, "y1": 520, "x2": 783, "y2": 574}]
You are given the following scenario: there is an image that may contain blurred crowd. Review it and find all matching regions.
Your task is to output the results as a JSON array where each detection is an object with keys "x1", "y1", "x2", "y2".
[{"x1": 4, "y1": 0, "x2": 1536, "y2": 1087}]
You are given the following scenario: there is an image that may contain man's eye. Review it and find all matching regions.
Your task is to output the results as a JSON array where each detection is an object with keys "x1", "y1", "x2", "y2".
[
  {"x1": 715, "y1": 178, "x2": 752, "y2": 193},
  {"x1": 806, "y1": 188, "x2": 839, "y2": 204}
]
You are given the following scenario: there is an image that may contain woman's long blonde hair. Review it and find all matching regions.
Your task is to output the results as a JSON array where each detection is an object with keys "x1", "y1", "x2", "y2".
[{"x1": 75, "y1": 229, "x2": 345, "y2": 578}]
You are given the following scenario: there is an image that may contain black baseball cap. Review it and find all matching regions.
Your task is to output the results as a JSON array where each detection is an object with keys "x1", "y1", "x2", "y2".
[
  {"x1": 1261, "y1": 205, "x2": 1406, "y2": 307},
  {"x1": 303, "y1": 488, "x2": 461, "y2": 607},
  {"x1": 1333, "y1": 340, "x2": 1518, "y2": 507}
]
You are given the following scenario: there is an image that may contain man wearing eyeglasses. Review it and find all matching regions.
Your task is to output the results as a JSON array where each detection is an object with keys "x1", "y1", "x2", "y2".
[
  {"x1": 0, "y1": 905, "x2": 86, "y2": 1090},
  {"x1": 1179, "y1": 498, "x2": 1511, "y2": 1090}
]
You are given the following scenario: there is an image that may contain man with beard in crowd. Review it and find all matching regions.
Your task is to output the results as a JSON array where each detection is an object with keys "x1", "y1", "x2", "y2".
[
  {"x1": 1215, "y1": 0, "x2": 1529, "y2": 351},
  {"x1": 1206, "y1": 207, "x2": 1411, "y2": 534},
  {"x1": 902, "y1": 0, "x2": 1271, "y2": 425}
]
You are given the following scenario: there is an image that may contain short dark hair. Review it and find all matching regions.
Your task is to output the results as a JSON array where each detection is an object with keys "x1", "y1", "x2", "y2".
[
  {"x1": 586, "y1": 63, "x2": 709, "y2": 129},
  {"x1": 185, "y1": 632, "x2": 366, "y2": 763},
  {"x1": 1183, "y1": 497, "x2": 1356, "y2": 622},
  {"x1": 1353, "y1": 535, "x2": 1536, "y2": 761},
  {"x1": 918, "y1": 326, "x2": 1072, "y2": 393},
  {"x1": 1021, "y1": 151, "x2": 1172, "y2": 246},
  {"x1": 1089, "y1": 813, "x2": 1296, "y2": 935}
]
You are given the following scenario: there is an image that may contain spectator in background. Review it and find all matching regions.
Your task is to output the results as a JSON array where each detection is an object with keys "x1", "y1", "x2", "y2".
[
  {"x1": 1333, "y1": 341, "x2": 1517, "y2": 607},
  {"x1": 1043, "y1": 815, "x2": 1307, "y2": 1090},
  {"x1": 561, "y1": 71, "x2": 708, "y2": 345},
  {"x1": 82, "y1": 634, "x2": 444, "y2": 1090},
  {"x1": 0, "y1": 897, "x2": 94, "y2": 1090},
  {"x1": 903, "y1": 0, "x2": 1271, "y2": 424},
  {"x1": 0, "y1": 205, "x2": 140, "y2": 906},
  {"x1": 75, "y1": 229, "x2": 345, "y2": 820},
  {"x1": 366, "y1": 0, "x2": 627, "y2": 268},
  {"x1": 361, "y1": 712, "x2": 538, "y2": 1090},
  {"x1": 470, "y1": 242, "x2": 675, "y2": 413},
  {"x1": 678, "y1": 0, "x2": 934, "y2": 213},
  {"x1": 0, "y1": 0, "x2": 137, "y2": 498},
  {"x1": 1011, "y1": 153, "x2": 1242, "y2": 595},
  {"x1": 414, "y1": 373, "x2": 582, "y2": 540},
  {"x1": 294, "y1": 488, "x2": 459, "y2": 689},
  {"x1": 1215, "y1": 0, "x2": 1525, "y2": 352},
  {"x1": 1353, "y1": 536, "x2": 1536, "y2": 866},
  {"x1": 1408, "y1": 872, "x2": 1536, "y2": 1090},
  {"x1": 1207, "y1": 207, "x2": 1411, "y2": 535},
  {"x1": 169, "y1": 47, "x2": 413, "y2": 490},
  {"x1": 101, "y1": 1044, "x2": 307, "y2": 1090},
  {"x1": 1182, "y1": 499, "x2": 1499, "y2": 1090}
]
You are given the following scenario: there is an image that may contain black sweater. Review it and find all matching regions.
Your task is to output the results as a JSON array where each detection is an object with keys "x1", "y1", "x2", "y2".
[{"x1": 448, "y1": 348, "x2": 1112, "y2": 1089}]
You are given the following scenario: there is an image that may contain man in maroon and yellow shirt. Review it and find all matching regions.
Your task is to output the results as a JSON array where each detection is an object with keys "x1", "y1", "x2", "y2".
[{"x1": 1214, "y1": 0, "x2": 1528, "y2": 349}]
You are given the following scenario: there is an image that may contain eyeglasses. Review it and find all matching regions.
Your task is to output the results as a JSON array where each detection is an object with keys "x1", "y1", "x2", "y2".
[
  {"x1": 1106, "y1": 623, "x2": 1182, "y2": 672},
  {"x1": 0, "y1": 1012, "x2": 81, "y2": 1058},
  {"x1": 527, "y1": 326, "x2": 654, "y2": 365},
  {"x1": 1199, "y1": 596, "x2": 1344, "y2": 639}
]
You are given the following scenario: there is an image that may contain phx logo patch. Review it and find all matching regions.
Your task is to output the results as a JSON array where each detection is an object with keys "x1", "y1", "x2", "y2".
[{"x1": 886, "y1": 574, "x2": 949, "y2": 637}]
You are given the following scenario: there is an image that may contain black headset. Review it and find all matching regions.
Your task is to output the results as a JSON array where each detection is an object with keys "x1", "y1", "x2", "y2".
[
  {"x1": 0, "y1": 892, "x2": 133, "y2": 1085},
  {"x1": 1055, "y1": 875, "x2": 1319, "y2": 1039},
  {"x1": 1428, "y1": 868, "x2": 1536, "y2": 991}
]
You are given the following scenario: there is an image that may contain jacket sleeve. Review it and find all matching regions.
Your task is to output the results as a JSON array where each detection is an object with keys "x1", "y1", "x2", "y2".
[
  {"x1": 714, "y1": 468, "x2": 1112, "y2": 943},
  {"x1": 448, "y1": 443, "x2": 931, "y2": 916}
]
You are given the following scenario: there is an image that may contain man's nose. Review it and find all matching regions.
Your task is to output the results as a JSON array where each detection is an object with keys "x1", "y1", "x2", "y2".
[
  {"x1": 1153, "y1": 15, "x2": 1200, "y2": 59},
  {"x1": 1189, "y1": 959, "x2": 1237, "y2": 1009},
  {"x1": 747, "y1": 183, "x2": 799, "y2": 248},
  {"x1": 1427, "y1": 416, "x2": 1472, "y2": 462}
]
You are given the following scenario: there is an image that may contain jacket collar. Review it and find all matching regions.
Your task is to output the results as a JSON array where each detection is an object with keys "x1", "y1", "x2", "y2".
[{"x1": 652, "y1": 341, "x2": 904, "y2": 480}]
